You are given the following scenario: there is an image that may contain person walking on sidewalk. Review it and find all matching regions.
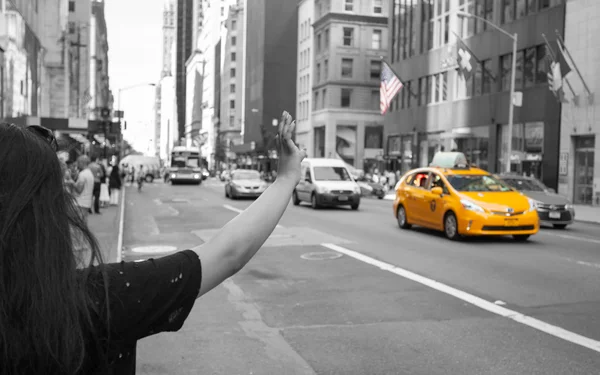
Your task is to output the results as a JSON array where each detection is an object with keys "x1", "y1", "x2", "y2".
[
  {"x1": 0, "y1": 112, "x2": 305, "y2": 374},
  {"x1": 108, "y1": 164, "x2": 122, "y2": 206},
  {"x1": 68, "y1": 155, "x2": 95, "y2": 223},
  {"x1": 88, "y1": 157, "x2": 104, "y2": 215}
]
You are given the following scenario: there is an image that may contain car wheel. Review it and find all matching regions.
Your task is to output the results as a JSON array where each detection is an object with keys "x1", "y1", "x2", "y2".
[
  {"x1": 145, "y1": 175, "x2": 154, "y2": 183},
  {"x1": 351, "y1": 203, "x2": 359, "y2": 210},
  {"x1": 397, "y1": 205, "x2": 411, "y2": 229},
  {"x1": 378, "y1": 195, "x2": 384, "y2": 200},
  {"x1": 513, "y1": 234, "x2": 530, "y2": 242},
  {"x1": 553, "y1": 224, "x2": 567, "y2": 229},
  {"x1": 311, "y1": 194, "x2": 319, "y2": 209},
  {"x1": 292, "y1": 190, "x2": 300, "y2": 206},
  {"x1": 444, "y1": 211, "x2": 461, "y2": 241}
]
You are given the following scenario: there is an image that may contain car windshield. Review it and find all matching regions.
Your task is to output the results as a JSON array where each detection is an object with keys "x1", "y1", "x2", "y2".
[
  {"x1": 233, "y1": 171, "x2": 260, "y2": 180},
  {"x1": 445, "y1": 174, "x2": 513, "y2": 192},
  {"x1": 313, "y1": 166, "x2": 352, "y2": 181},
  {"x1": 502, "y1": 177, "x2": 546, "y2": 192}
]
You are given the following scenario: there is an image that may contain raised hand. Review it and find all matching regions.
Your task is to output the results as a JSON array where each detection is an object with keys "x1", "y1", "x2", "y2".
[{"x1": 275, "y1": 111, "x2": 306, "y2": 184}]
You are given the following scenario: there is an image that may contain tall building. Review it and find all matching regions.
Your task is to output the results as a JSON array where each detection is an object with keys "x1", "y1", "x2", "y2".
[
  {"x1": 218, "y1": 3, "x2": 244, "y2": 163},
  {"x1": 385, "y1": 0, "x2": 566, "y2": 190},
  {"x1": 295, "y1": 0, "x2": 314, "y2": 156},
  {"x1": 557, "y1": 0, "x2": 599, "y2": 206},
  {"x1": 175, "y1": 0, "x2": 193, "y2": 140},
  {"x1": 67, "y1": 0, "x2": 92, "y2": 119},
  {"x1": 310, "y1": 0, "x2": 388, "y2": 170},
  {"x1": 157, "y1": 0, "x2": 177, "y2": 162},
  {"x1": 90, "y1": 0, "x2": 111, "y2": 119},
  {"x1": 230, "y1": 0, "x2": 298, "y2": 172}
]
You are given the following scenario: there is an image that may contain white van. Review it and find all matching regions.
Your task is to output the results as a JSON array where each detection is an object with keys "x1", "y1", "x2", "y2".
[{"x1": 292, "y1": 158, "x2": 361, "y2": 210}]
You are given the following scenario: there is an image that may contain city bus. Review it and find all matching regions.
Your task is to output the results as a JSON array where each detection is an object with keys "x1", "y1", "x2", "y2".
[{"x1": 168, "y1": 146, "x2": 204, "y2": 185}]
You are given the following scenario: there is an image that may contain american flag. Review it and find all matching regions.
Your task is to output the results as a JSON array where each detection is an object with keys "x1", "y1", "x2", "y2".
[{"x1": 380, "y1": 61, "x2": 403, "y2": 115}]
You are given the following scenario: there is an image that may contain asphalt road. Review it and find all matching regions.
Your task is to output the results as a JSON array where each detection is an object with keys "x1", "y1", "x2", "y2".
[{"x1": 122, "y1": 179, "x2": 600, "y2": 375}]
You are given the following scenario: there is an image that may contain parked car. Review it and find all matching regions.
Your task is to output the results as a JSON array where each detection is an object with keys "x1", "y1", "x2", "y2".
[
  {"x1": 498, "y1": 174, "x2": 575, "y2": 229},
  {"x1": 355, "y1": 176, "x2": 386, "y2": 199}
]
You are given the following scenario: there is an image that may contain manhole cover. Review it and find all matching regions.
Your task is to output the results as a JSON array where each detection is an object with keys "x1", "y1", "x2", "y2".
[
  {"x1": 131, "y1": 245, "x2": 178, "y2": 254},
  {"x1": 300, "y1": 251, "x2": 342, "y2": 261}
]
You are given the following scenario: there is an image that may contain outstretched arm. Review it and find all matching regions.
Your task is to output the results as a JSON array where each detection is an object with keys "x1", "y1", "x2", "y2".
[{"x1": 192, "y1": 111, "x2": 305, "y2": 298}]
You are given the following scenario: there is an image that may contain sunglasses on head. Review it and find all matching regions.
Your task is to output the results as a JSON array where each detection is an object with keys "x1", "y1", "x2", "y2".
[{"x1": 27, "y1": 125, "x2": 58, "y2": 152}]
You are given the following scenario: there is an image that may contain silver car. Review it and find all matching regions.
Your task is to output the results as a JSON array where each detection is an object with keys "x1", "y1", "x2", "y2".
[
  {"x1": 499, "y1": 174, "x2": 575, "y2": 229},
  {"x1": 225, "y1": 170, "x2": 268, "y2": 199}
]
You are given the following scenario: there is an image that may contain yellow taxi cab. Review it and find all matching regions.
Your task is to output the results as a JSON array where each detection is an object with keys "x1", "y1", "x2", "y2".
[{"x1": 393, "y1": 152, "x2": 539, "y2": 241}]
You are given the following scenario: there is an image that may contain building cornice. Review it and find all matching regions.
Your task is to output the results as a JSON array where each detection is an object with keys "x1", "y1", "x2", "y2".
[
  {"x1": 312, "y1": 80, "x2": 379, "y2": 90},
  {"x1": 313, "y1": 13, "x2": 387, "y2": 29}
]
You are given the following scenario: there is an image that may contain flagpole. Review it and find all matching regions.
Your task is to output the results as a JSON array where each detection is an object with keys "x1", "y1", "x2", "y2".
[
  {"x1": 541, "y1": 33, "x2": 577, "y2": 100},
  {"x1": 555, "y1": 30, "x2": 593, "y2": 104},
  {"x1": 380, "y1": 56, "x2": 418, "y2": 99}
]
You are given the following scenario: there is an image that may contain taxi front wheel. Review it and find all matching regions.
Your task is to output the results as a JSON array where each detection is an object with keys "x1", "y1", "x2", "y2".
[
  {"x1": 444, "y1": 212, "x2": 461, "y2": 241},
  {"x1": 397, "y1": 205, "x2": 411, "y2": 229}
]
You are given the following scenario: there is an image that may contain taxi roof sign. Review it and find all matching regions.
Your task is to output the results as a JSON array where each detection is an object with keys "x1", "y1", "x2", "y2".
[{"x1": 430, "y1": 152, "x2": 470, "y2": 169}]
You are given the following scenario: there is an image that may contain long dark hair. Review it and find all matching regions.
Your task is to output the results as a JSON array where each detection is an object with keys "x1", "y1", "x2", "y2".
[{"x1": 0, "y1": 123, "x2": 110, "y2": 374}]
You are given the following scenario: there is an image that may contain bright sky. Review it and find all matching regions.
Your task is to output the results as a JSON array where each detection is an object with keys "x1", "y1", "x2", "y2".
[{"x1": 105, "y1": 0, "x2": 163, "y2": 154}]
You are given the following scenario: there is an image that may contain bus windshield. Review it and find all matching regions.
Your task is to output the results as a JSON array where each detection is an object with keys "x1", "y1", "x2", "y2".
[{"x1": 171, "y1": 156, "x2": 199, "y2": 168}]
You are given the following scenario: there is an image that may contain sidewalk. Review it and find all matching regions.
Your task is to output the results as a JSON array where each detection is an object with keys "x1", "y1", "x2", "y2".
[{"x1": 87, "y1": 194, "x2": 123, "y2": 263}]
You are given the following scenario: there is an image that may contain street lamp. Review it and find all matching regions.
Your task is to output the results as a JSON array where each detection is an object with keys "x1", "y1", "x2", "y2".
[
  {"x1": 456, "y1": 11, "x2": 517, "y2": 173},
  {"x1": 116, "y1": 82, "x2": 157, "y2": 160}
]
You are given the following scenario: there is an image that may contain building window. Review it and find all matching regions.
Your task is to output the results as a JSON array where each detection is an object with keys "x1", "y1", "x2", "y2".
[
  {"x1": 68, "y1": 0, "x2": 75, "y2": 12},
  {"x1": 502, "y1": 0, "x2": 514, "y2": 23},
  {"x1": 230, "y1": 84, "x2": 235, "y2": 93},
  {"x1": 68, "y1": 22, "x2": 76, "y2": 34},
  {"x1": 474, "y1": 63, "x2": 483, "y2": 96},
  {"x1": 341, "y1": 58, "x2": 353, "y2": 78},
  {"x1": 371, "y1": 90, "x2": 379, "y2": 110},
  {"x1": 221, "y1": 6, "x2": 225, "y2": 16},
  {"x1": 229, "y1": 116, "x2": 235, "y2": 127},
  {"x1": 231, "y1": 20, "x2": 237, "y2": 30},
  {"x1": 230, "y1": 100, "x2": 235, "y2": 109},
  {"x1": 343, "y1": 27, "x2": 354, "y2": 46},
  {"x1": 418, "y1": 77, "x2": 427, "y2": 106},
  {"x1": 322, "y1": 89, "x2": 327, "y2": 108},
  {"x1": 372, "y1": 29, "x2": 382, "y2": 49},
  {"x1": 231, "y1": 36, "x2": 236, "y2": 46},
  {"x1": 317, "y1": 33, "x2": 322, "y2": 52},
  {"x1": 341, "y1": 88, "x2": 352, "y2": 107},
  {"x1": 373, "y1": 0, "x2": 382, "y2": 13},
  {"x1": 230, "y1": 68, "x2": 236, "y2": 77},
  {"x1": 482, "y1": 59, "x2": 492, "y2": 94},
  {"x1": 316, "y1": 63, "x2": 321, "y2": 82},
  {"x1": 535, "y1": 44, "x2": 548, "y2": 84},
  {"x1": 425, "y1": 75, "x2": 432, "y2": 104},
  {"x1": 344, "y1": 0, "x2": 354, "y2": 12},
  {"x1": 324, "y1": 28, "x2": 329, "y2": 48},
  {"x1": 231, "y1": 52, "x2": 236, "y2": 61},
  {"x1": 323, "y1": 59, "x2": 328, "y2": 80},
  {"x1": 370, "y1": 60, "x2": 381, "y2": 79}
]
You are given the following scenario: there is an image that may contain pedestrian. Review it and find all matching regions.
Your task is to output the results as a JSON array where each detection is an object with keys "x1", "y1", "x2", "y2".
[
  {"x1": 88, "y1": 157, "x2": 104, "y2": 215},
  {"x1": 0, "y1": 113, "x2": 305, "y2": 373},
  {"x1": 109, "y1": 164, "x2": 122, "y2": 206}
]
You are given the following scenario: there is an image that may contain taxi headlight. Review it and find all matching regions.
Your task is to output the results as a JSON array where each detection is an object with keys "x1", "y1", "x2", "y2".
[
  {"x1": 460, "y1": 199, "x2": 485, "y2": 213},
  {"x1": 528, "y1": 198, "x2": 541, "y2": 212}
]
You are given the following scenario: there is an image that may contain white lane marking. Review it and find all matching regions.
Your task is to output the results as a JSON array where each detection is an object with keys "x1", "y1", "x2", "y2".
[
  {"x1": 564, "y1": 258, "x2": 600, "y2": 269},
  {"x1": 223, "y1": 204, "x2": 284, "y2": 229},
  {"x1": 167, "y1": 206, "x2": 179, "y2": 216},
  {"x1": 321, "y1": 242, "x2": 600, "y2": 353},
  {"x1": 116, "y1": 187, "x2": 126, "y2": 263},
  {"x1": 541, "y1": 232, "x2": 600, "y2": 245},
  {"x1": 153, "y1": 198, "x2": 163, "y2": 206}
]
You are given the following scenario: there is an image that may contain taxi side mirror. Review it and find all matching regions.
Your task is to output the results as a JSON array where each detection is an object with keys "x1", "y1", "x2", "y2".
[{"x1": 431, "y1": 187, "x2": 443, "y2": 196}]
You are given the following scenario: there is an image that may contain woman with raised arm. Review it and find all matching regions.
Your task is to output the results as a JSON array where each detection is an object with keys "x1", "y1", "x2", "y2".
[{"x1": 0, "y1": 111, "x2": 305, "y2": 374}]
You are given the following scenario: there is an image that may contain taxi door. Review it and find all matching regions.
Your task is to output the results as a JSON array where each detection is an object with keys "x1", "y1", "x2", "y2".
[
  {"x1": 420, "y1": 172, "x2": 449, "y2": 230},
  {"x1": 404, "y1": 172, "x2": 430, "y2": 224}
]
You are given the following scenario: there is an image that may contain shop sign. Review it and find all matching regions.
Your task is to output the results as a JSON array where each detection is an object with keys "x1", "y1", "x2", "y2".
[{"x1": 559, "y1": 152, "x2": 568, "y2": 176}]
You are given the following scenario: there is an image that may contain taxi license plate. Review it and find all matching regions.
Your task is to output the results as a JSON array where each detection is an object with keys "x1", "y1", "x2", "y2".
[
  {"x1": 338, "y1": 196, "x2": 349, "y2": 201},
  {"x1": 504, "y1": 218, "x2": 518, "y2": 227},
  {"x1": 549, "y1": 211, "x2": 561, "y2": 219}
]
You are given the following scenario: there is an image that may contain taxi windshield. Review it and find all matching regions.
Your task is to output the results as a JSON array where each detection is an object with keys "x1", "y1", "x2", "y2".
[
  {"x1": 502, "y1": 178, "x2": 546, "y2": 192},
  {"x1": 232, "y1": 171, "x2": 260, "y2": 180},
  {"x1": 445, "y1": 174, "x2": 513, "y2": 192},
  {"x1": 313, "y1": 166, "x2": 352, "y2": 181}
]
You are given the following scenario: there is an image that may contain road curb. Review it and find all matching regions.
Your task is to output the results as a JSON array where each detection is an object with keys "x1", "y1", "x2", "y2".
[
  {"x1": 116, "y1": 186, "x2": 126, "y2": 263},
  {"x1": 574, "y1": 219, "x2": 600, "y2": 225}
]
